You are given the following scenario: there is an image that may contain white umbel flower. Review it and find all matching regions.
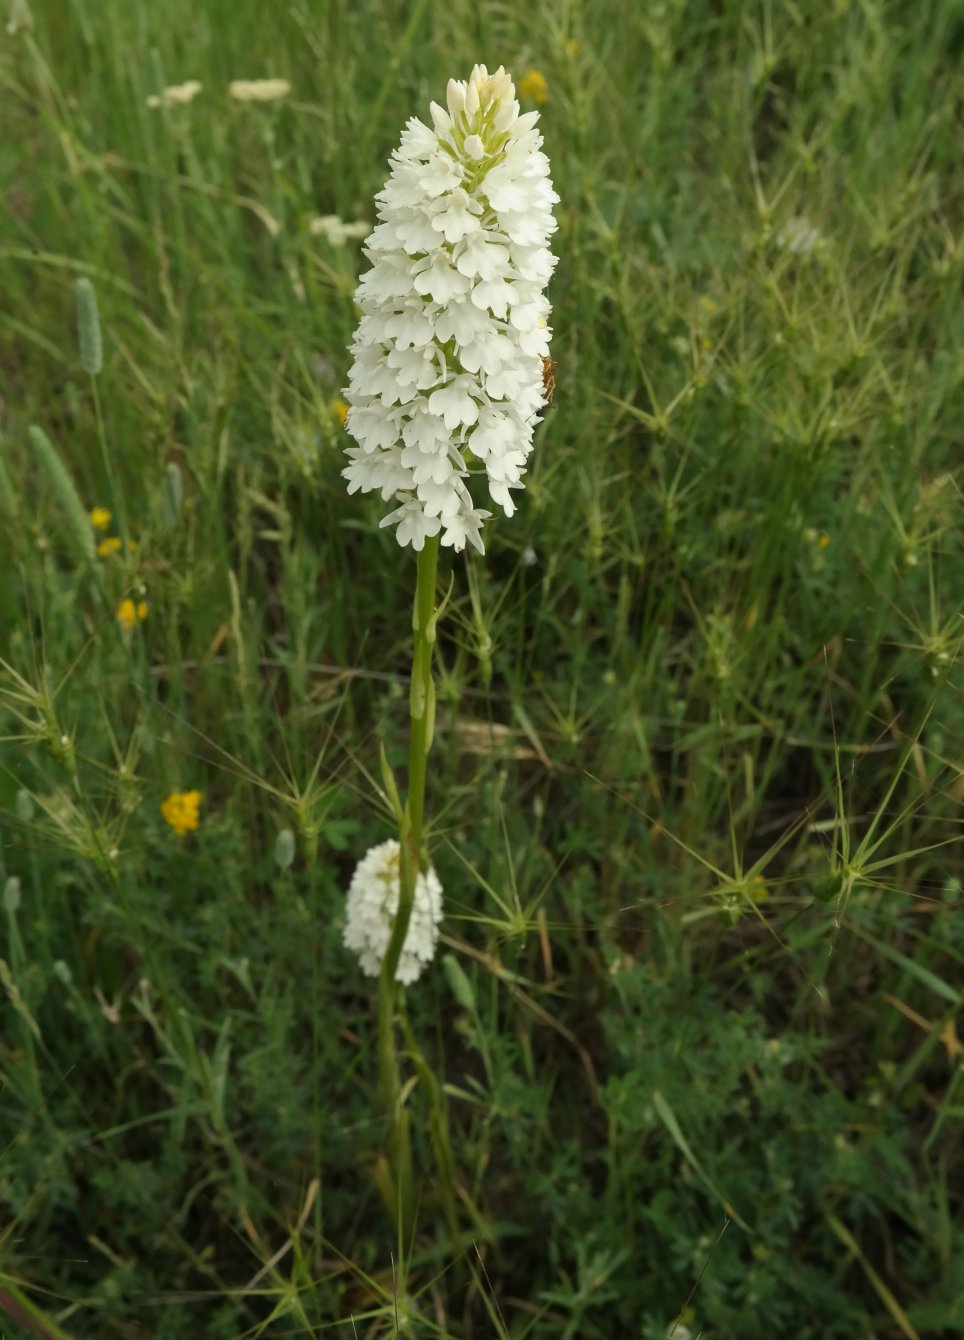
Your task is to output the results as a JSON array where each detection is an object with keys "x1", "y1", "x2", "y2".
[
  {"x1": 343, "y1": 839, "x2": 443, "y2": 983},
  {"x1": 228, "y1": 78, "x2": 291, "y2": 103},
  {"x1": 146, "y1": 80, "x2": 202, "y2": 109},
  {"x1": 309, "y1": 214, "x2": 371, "y2": 246},
  {"x1": 343, "y1": 64, "x2": 558, "y2": 554}
]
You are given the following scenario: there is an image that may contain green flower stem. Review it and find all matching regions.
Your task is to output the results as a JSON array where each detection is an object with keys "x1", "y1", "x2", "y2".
[
  {"x1": 376, "y1": 534, "x2": 440, "y2": 1235},
  {"x1": 398, "y1": 995, "x2": 460, "y2": 1244}
]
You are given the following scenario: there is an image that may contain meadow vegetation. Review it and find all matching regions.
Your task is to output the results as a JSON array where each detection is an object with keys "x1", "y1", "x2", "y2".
[{"x1": 1, "y1": 1, "x2": 962, "y2": 1336}]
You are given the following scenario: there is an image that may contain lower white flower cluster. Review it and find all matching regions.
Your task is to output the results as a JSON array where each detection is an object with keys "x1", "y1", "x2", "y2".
[
  {"x1": 342, "y1": 839, "x2": 443, "y2": 983},
  {"x1": 343, "y1": 64, "x2": 558, "y2": 554}
]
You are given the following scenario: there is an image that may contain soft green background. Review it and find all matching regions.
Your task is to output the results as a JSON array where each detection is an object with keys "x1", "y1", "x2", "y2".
[{"x1": 1, "y1": 0, "x2": 962, "y2": 1336}]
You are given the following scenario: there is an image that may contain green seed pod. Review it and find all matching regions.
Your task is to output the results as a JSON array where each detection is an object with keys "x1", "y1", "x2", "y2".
[
  {"x1": 3, "y1": 877, "x2": 21, "y2": 914},
  {"x1": 274, "y1": 827, "x2": 296, "y2": 870},
  {"x1": 14, "y1": 789, "x2": 35, "y2": 822},
  {"x1": 442, "y1": 953, "x2": 475, "y2": 1012},
  {"x1": 163, "y1": 461, "x2": 183, "y2": 526},
  {"x1": 6, "y1": 0, "x2": 34, "y2": 35},
  {"x1": 28, "y1": 424, "x2": 95, "y2": 562},
  {"x1": 53, "y1": 959, "x2": 73, "y2": 986},
  {"x1": 75, "y1": 277, "x2": 103, "y2": 376}
]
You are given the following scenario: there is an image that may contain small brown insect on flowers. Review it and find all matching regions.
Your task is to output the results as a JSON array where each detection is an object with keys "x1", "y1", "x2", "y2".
[{"x1": 541, "y1": 355, "x2": 556, "y2": 405}]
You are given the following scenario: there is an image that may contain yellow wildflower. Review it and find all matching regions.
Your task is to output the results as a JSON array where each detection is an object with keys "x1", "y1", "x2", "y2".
[
  {"x1": 518, "y1": 69, "x2": 549, "y2": 104},
  {"x1": 90, "y1": 506, "x2": 112, "y2": 532},
  {"x1": 804, "y1": 527, "x2": 831, "y2": 553},
  {"x1": 331, "y1": 396, "x2": 349, "y2": 427},
  {"x1": 564, "y1": 39, "x2": 581, "y2": 57},
  {"x1": 747, "y1": 874, "x2": 769, "y2": 902},
  {"x1": 116, "y1": 597, "x2": 149, "y2": 630},
  {"x1": 160, "y1": 790, "x2": 202, "y2": 836},
  {"x1": 98, "y1": 536, "x2": 138, "y2": 557}
]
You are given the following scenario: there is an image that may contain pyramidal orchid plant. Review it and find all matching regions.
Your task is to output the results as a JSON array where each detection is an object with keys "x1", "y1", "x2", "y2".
[{"x1": 341, "y1": 64, "x2": 557, "y2": 1234}]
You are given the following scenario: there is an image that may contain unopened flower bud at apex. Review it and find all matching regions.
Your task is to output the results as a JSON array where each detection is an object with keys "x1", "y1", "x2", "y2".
[
  {"x1": 342, "y1": 64, "x2": 558, "y2": 554},
  {"x1": 446, "y1": 77, "x2": 466, "y2": 113}
]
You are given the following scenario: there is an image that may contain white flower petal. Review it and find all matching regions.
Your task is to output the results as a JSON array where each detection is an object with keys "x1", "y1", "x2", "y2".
[
  {"x1": 380, "y1": 499, "x2": 442, "y2": 550},
  {"x1": 229, "y1": 78, "x2": 290, "y2": 102},
  {"x1": 441, "y1": 508, "x2": 491, "y2": 554},
  {"x1": 428, "y1": 378, "x2": 480, "y2": 429}
]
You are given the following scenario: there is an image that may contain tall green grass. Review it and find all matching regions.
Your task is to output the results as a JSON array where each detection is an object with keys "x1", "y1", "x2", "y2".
[{"x1": 1, "y1": 1, "x2": 961, "y2": 1335}]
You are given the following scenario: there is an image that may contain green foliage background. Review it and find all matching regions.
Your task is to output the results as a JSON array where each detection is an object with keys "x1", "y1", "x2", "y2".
[{"x1": 1, "y1": 0, "x2": 962, "y2": 1336}]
